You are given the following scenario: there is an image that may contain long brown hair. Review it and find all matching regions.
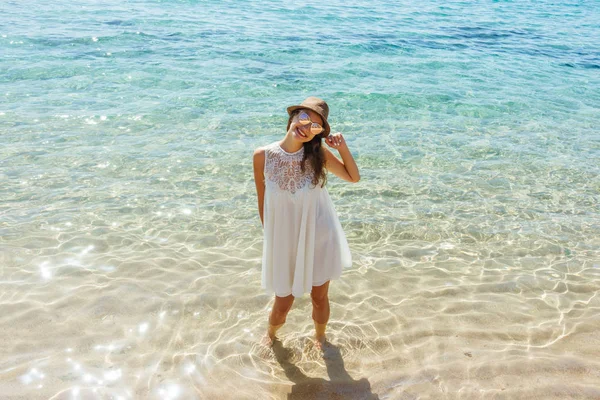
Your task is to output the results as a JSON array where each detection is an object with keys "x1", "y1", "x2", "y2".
[{"x1": 287, "y1": 110, "x2": 327, "y2": 188}]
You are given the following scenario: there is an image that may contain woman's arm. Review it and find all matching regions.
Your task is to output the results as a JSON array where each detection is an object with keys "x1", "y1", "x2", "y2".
[
  {"x1": 324, "y1": 133, "x2": 360, "y2": 183},
  {"x1": 253, "y1": 148, "x2": 266, "y2": 226}
]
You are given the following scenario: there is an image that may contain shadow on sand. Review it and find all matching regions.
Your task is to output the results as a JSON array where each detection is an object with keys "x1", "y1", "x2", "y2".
[{"x1": 272, "y1": 339, "x2": 380, "y2": 400}]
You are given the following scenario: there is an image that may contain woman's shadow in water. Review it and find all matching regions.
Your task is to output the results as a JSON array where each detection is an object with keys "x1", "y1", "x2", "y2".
[{"x1": 272, "y1": 339, "x2": 380, "y2": 400}]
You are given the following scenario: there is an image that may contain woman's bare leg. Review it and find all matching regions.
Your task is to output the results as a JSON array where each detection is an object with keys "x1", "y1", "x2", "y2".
[
  {"x1": 311, "y1": 281, "x2": 330, "y2": 343},
  {"x1": 268, "y1": 294, "x2": 294, "y2": 340}
]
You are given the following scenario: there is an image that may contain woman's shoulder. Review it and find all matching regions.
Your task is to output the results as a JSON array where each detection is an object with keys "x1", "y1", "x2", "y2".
[
  {"x1": 253, "y1": 142, "x2": 279, "y2": 156},
  {"x1": 253, "y1": 146, "x2": 265, "y2": 172},
  {"x1": 253, "y1": 146, "x2": 265, "y2": 161},
  {"x1": 253, "y1": 146, "x2": 266, "y2": 156},
  {"x1": 253, "y1": 142, "x2": 279, "y2": 164}
]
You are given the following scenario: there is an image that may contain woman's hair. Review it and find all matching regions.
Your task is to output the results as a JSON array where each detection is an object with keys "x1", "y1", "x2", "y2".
[{"x1": 287, "y1": 110, "x2": 327, "y2": 188}]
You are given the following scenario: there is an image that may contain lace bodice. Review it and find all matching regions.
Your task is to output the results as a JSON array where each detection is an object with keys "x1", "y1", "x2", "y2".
[{"x1": 264, "y1": 143, "x2": 315, "y2": 194}]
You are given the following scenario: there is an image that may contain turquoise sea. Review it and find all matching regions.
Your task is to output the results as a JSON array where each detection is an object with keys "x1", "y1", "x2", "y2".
[{"x1": 1, "y1": 1, "x2": 599, "y2": 399}]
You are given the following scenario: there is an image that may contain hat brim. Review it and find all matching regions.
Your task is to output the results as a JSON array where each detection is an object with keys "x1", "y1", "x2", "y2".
[{"x1": 287, "y1": 105, "x2": 331, "y2": 137}]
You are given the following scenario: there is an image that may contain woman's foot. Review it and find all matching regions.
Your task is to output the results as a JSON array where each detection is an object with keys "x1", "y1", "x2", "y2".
[
  {"x1": 261, "y1": 332, "x2": 274, "y2": 347},
  {"x1": 314, "y1": 335, "x2": 326, "y2": 350},
  {"x1": 267, "y1": 323, "x2": 283, "y2": 341},
  {"x1": 314, "y1": 322, "x2": 327, "y2": 349}
]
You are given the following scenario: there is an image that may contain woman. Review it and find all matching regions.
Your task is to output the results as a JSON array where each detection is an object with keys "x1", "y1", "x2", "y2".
[{"x1": 253, "y1": 97, "x2": 360, "y2": 345}]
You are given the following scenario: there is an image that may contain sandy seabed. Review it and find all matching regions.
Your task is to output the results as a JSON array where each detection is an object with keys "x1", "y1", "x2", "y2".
[{"x1": 1, "y1": 235, "x2": 599, "y2": 399}]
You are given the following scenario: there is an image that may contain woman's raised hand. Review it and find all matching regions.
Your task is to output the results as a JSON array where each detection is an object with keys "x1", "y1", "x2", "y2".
[{"x1": 325, "y1": 132, "x2": 347, "y2": 150}]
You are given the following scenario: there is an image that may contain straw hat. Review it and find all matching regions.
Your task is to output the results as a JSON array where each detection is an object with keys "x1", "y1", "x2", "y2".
[{"x1": 286, "y1": 97, "x2": 331, "y2": 137}]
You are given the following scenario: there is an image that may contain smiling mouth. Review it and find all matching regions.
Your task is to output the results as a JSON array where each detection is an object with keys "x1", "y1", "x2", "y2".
[{"x1": 295, "y1": 127, "x2": 308, "y2": 138}]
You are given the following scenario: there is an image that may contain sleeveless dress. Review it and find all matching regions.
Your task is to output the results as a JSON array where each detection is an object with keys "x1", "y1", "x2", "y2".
[{"x1": 261, "y1": 141, "x2": 352, "y2": 298}]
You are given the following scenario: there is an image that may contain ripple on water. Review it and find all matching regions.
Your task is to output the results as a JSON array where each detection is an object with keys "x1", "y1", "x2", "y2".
[{"x1": 2, "y1": 0, "x2": 600, "y2": 398}]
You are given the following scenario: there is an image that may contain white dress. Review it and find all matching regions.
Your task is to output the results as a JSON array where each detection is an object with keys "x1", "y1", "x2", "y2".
[{"x1": 261, "y1": 141, "x2": 352, "y2": 298}]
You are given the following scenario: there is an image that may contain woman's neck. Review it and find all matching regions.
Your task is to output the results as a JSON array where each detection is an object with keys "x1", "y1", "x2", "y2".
[{"x1": 279, "y1": 134, "x2": 303, "y2": 154}]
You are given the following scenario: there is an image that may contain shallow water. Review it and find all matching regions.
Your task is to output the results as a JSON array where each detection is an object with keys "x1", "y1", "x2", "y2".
[{"x1": 1, "y1": 0, "x2": 600, "y2": 399}]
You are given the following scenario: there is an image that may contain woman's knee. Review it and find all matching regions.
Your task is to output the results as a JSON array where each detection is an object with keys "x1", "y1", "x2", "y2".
[
  {"x1": 310, "y1": 291, "x2": 329, "y2": 307},
  {"x1": 273, "y1": 295, "x2": 294, "y2": 315},
  {"x1": 311, "y1": 281, "x2": 330, "y2": 307}
]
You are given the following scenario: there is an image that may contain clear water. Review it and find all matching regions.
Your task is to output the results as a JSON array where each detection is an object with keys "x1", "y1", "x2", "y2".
[{"x1": 1, "y1": 0, "x2": 599, "y2": 399}]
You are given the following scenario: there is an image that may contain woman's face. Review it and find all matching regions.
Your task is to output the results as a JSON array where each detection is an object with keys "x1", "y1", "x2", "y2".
[{"x1": 289, "y1": 109, "x2": 324, "y2": 142}]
